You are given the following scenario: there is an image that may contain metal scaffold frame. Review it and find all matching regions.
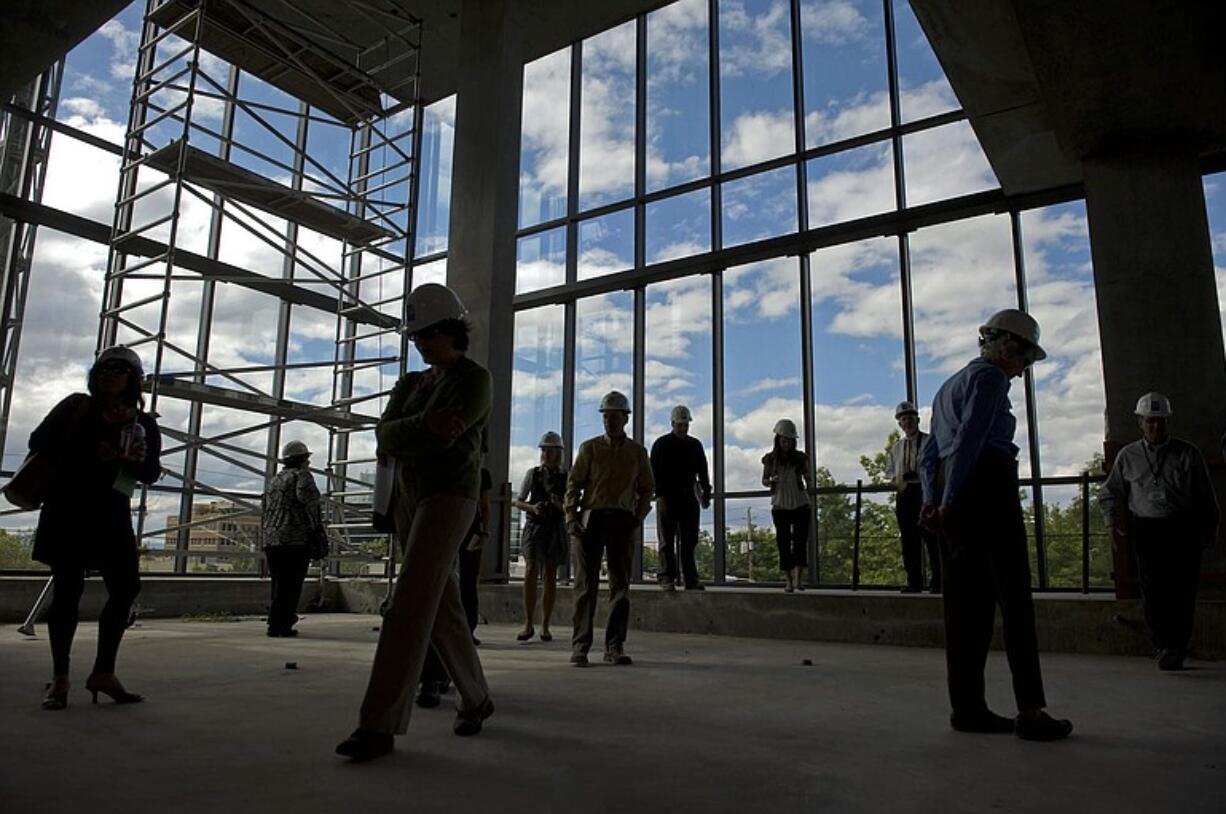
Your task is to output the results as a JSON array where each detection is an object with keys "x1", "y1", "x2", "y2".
[{"x1": 94, "y1": 0, "x2": 422, "y2": 575}]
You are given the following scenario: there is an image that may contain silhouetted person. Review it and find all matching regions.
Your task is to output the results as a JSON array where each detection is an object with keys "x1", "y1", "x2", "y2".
[
  {"x1": 650, "y1": 405, "x2": 712, "y2": 591},
  {"x1": 763, "y1": 418, "x2": 810, "y2": 593},
  {"x1": 513, "y1": 432, "x2": 568, "y2": 642},
  {"x1": 1101, "y1": 392, "x2": 1219, "y2": 670},
  {"x1": 261, "y1": 439, "x2": 323, "y2": 637},
  {"x1": 30, "y1": 346, "x2": 160, "y2": 710},
  {"x1": 919, "y1": 310, "x2": 1071, "y2": 741},
  {"x1": 887, "y1": 401, "x2": 940, "y2": 593}
]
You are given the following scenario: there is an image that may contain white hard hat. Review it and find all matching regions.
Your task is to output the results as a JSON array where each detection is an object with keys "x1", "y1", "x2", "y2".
[
  {"x1": 671, "y1": 405, "x2": 693, "y2": 423},
  {"x1": 1134, "y1": 392, "x2": 1173, "y2": 418},
  {"x1": 894, "y1": 400, "x2": 918, "y2": 418},
  {"x1": 402, "y1": 283, "x2": 467, "y2": 335},
  {"x1": 979, "y1": 309, "x2": 1046, "y2": 361},
  {"x1": 280, "y1": 440, "x2": 311, "y2": 460},
  {"x1": 772, "y1": 418, "x2": 798, "y2": 439},
  {"x1": 94, "y1": 345, "x2": 145, "y2": 379},
  {"x1": 538, "y1": 431, "x2": 564, "y2": 448},
  {"x1": 599, "y1": 391, "x2": 631, "y2": 413}
]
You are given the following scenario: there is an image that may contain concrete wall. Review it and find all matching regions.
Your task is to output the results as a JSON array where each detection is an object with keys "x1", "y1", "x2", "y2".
[{"x1": 3, "y1": 578, "x2": 1221, "y2": 659}]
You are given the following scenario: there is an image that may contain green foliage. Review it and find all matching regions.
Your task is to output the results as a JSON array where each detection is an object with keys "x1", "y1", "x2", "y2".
[{"x1": 0, "y1": 529, "x2": 37, "y2": 570}]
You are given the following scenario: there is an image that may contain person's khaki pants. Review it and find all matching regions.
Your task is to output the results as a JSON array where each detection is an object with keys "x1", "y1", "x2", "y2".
[{"x1": 358, "y1": 493, "x2": 489, "y2": 734}]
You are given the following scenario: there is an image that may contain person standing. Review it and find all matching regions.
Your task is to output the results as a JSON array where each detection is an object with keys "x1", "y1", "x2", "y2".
[
  {"x1": 762, "y1": 419, "x2": 811, "y2": 593},
  {"x1": 650, "y1": 405, "x2": 712, "y2": 591},
  {"x1": 1100, "y1": 392, "x2": 1219, "y2": 670},
  {"x1": 918, "y1": 309, "x2": 1071, "y2": 741},
  {"x1": 565, "y1": 391, "x2": 654, "y2": 667},
  {"x1": 887, "y1": 401, "x2": 940, "y2": 594},
  {"x1": 260, "y1": 440, "x2": 324, "y2": 637},
  {"x1": 336, "y1": 283, "x2": 493, "y2": 762},
  {"x1": 30, "y1": 346, "x2": 161, "y2": 710},
  {"x1": 512, "y1": 432, "x2": 568, "y2": 642}
]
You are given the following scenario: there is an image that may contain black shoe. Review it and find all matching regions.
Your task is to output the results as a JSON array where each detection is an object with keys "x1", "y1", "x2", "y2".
[
  {"x1": 950, "y1": 708, "x2": 1015, "y2": 734},
  {"x1": 41, "y1": 680, "x2": 69, "y2": 711},
  {"x1": 1015, "y1": 711, "x2": 1073, "y2": 741},
  {"x1": 454, "y1": 697, "x2": 494, "y2": 736},
  {"x1": 1157, "y1": 648, "x2": 1185, "y2": 671},
  {"x1": 570, "y1": 650, "x2": 589, "y2": 667},
  {"x1": 603, "y1": 648, "x2": 633, "y2": 666},
  {"x1": 471, "y1": 635, "x2": 482, "y2": 646},
  {"x1": 335, "y1": 729, "x2": 394, "y2": 762},
  {"x1": 267, "y1": 628, "x2": 298, "y2": 638},
  {"x1": 415, "y1": 686, "x2": 441, "y2": 708}
]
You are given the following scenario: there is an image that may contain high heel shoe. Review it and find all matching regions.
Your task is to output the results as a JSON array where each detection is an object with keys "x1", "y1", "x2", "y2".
[
  {"x1": 42, "y1": 678, "x2": 69, "y2": 711},
  {"x1": 516, "y1": 625, "x2": 535, "y2": 642},
  {"x1": 85, "y1": 674, "x2": 143, "y2": 705}
]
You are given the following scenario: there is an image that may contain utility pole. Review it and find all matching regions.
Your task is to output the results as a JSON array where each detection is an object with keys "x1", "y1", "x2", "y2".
[{"x1": 746, "y1": 506, "x2": 754, "y2": 581}]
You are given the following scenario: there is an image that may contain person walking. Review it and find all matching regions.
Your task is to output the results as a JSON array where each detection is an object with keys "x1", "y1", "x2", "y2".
[
  {"x1": 1101, "y1": 392, "x2": 1219, "y2": 670},
  {"x1": 512, "y1": 432, "x2": 568, "y2": 642},
  {"x1": 336, "y1": 283, "x2": 494, "y2": 762},
  {"x1": 762, "y1": 419, "x2": 810, "y2": 593},
  {"x1": 918, "y1": 309, "x2": 1072, "y2": 741},
  {"x1": 565, "y1": 391, "x2": 654, "y2": 667},
  {"x1": 887, "y1": 401, "x2": 940, "y2": 593},
  {"x1": 29, "y1": 346, "x2": 161, "y2": 710},
  {"x1": 260, "y1": 440, "x2": 324, "y2": 638},
  {"x1": 649, "y1": 405, "x2": 712, "y2": 591}
]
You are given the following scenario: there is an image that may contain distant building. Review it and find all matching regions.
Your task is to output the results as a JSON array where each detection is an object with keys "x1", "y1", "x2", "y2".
[{"x1": 164, "y1": 501, "x2": 261, "y2": 572}]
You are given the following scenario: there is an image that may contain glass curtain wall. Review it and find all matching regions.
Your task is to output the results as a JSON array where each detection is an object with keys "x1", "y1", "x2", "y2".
[{"x1": 510, "y1": 0, "x2": 1119, "y2": 590}]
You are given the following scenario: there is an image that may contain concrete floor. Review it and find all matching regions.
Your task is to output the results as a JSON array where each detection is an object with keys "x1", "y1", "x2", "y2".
[{"x1": 1, "y1": 616, "x2": 1222, "y2": 814}]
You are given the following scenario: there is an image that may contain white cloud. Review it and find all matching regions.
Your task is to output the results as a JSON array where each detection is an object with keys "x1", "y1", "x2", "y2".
[
  {"x1": 719, "y1": 0, "x2": 793, "y2": 79},
  {"x1": 740, "y1": 376, "x2": 801, "y2": 395},
  {"x1": 801, "y1": 1, "x2": 871, "y2": 45},
  {"x1": 721, "y1": 109, "x2": 794, "y2": 168}
]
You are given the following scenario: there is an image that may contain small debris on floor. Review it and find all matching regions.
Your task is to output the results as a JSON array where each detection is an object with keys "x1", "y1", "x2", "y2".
[
  {"x1": 285, "y1": 661, "x2": 298, "y2": 670},
  {"x1": 802, "y1": 659, "x2": 813, "y2": 666}
]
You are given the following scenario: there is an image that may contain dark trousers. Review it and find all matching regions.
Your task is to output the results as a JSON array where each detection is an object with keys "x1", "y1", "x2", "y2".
[
  {"x1": 940, "y1": 450, "x2": 1046, "y2": 715},
  {"x1": 459, "y1": 546, "x2": 481, "y2": 634},
  {"x1": 572, "y1": 509, "x2": 636, "y2": 653},
  {"x1": 772, "y1": 506, "x2": 810, "y2": 570},
  {"x1": 265, "y1": 546, "x2": 310, "y2": 633},
  {"x1": 1132, "y1": 517, "x2": 1203, "y2": 653},
  {"x1": 657, "y1": 497, "x2": 701, "y2": 587},
  {"x1": 421, "y1": 645, "x2": 448, "y2": 687},
  {"x1": 897, "y1": 484, "x2": 941, "y2": 591},
  {"x1": 48, "y1": 557, "x2": 141, "y2": 676}
]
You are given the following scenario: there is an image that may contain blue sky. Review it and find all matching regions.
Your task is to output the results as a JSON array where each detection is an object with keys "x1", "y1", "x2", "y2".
[{"x1": 4, "y1": 0, "x2": 1226, "y2": 538}]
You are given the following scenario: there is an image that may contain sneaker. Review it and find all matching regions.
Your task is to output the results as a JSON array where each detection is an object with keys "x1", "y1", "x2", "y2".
[
  {"x1": 1015, "y1": 711, "x2": 1073, "y2": 741},
  {"x1": 950, "y1": 708, "x2": 1015, "y2": 734},
  {"x1": 1157, "y1": 648, "x2": 1185, "y2": 671},
  {"x1": 454, "y1": 697, "x2": 494, "y2": 736},
  {"x1": 570, "y1": 650, "x2": 589, "y2": 667},
  {"x1": 335, "y1": 729, "x2": 393, "y2": 762},
  {"x1": 603, "y1": 648, "x2": 633, "y2": 666}
]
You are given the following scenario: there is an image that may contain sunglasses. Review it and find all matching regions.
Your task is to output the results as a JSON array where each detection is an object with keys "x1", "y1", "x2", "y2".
[
  {"x1": 98, "y1": 362, "x2": 132, "y2": 374},
  {"x1": 408, "y1": 324, "x2": 441, "y2": 342}
]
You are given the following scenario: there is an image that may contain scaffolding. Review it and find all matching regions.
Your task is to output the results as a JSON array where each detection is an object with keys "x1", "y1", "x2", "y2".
[{"x1": 95, "y1": 0, "x2": 422, "y2": 573}]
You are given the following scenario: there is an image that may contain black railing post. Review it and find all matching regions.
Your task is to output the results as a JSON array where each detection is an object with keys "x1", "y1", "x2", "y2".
[
  {"x1": 851, "y1": 479, "x2": 863, "y2": 590},
  {"x1": 1081, "y1": 470, "x2": 1091, "y2": 594}
]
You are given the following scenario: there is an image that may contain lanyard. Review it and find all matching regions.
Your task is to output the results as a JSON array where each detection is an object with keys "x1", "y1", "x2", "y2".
[{"x1": 1142, "y1": 443, "x2": 1169, "y2": 487}]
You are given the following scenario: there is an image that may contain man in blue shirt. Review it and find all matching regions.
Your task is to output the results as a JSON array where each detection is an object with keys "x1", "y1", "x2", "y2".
[{"x1": 919, "y1": 309, "x2": 1072, "y2": 742}]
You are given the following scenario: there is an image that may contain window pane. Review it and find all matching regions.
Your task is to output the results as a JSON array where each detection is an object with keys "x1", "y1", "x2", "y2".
[
  {"x1": 511, "y1": 305, "x2": 566, "y2": 490},
  {"x1": 724, "y1": 496, "x2": 778, "y2": 583},
  {"x1": 723, "y1": 257, "x2": 804, "y2": 491},
  {"x1": 909, "y1": 214, "x2": 1033, "y2": 478},
  {"x1": 646, "y1": 276, "x2": 713, "y2": 445},
  {"x1": 892, "y1": 0, "x2": 958, "y2": 123},
  {"x1": 574, "y1": 292, "x2": 635, "y2": 444},
  {"x1": 646, "y1": 187, "x2": 711, "y2": 263},
  {"x1": 719, "y1": 0, "x2": 795, "y2": 170},
  {"x1": 520, "y1": 48, "x2": 571, "y2": 227},
  {"x1": 579, "y1": 20, "x2": 637, "y2": 211},
  {"x1": 806, "y1": 141, "x2": 895, "y2": 228},
  {"x1": 646, "y1": 0, "x2": 711, "y2": 191},
  {"x1": 722, "y1": 166, "x2": 798, "y2": 247},
  {"x1": 577, "y1": 209, "x2": 634, "y2": 281},
  {"x1": 516, "y1": 227, "x2": 566, "y2": 294},
  {"x1": 1040, "y1": 484, "x2": 1111, "y2": 589},
  {"x1": 416, "y1": 96, "x2": 456, "y2": 256},
  {"x1": 1204, "y1": 172, "x2": 1226, "y2": 349},
  {"x1": 1022, "y1": 202, "x2": 1104, "y2": 477},
  {"x1": 902, "y1": 120, "x2": 997, "y2": 207},
  {"x1": 810, "y1": 237, "x2": 904, "y2": 485},
  {"x1": 801, "y1": 0, "x2": 890, "y2": 147}
]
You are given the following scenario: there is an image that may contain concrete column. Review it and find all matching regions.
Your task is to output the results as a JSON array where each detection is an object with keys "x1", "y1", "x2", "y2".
[
  {"x1": 1083, "y1": 150, "x2": 1226, "y2": 584},
  {"x1": 445, "y1": 0, "x2": 524, "y2": 580}
]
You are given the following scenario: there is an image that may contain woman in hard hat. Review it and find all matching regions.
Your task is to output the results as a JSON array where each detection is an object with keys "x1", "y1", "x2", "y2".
[
  {"x1": 762, "y1": 418, "x2": 811, "y2": 593},
  {"x1": 337, "y1": 283, "x2": 494, "y2": 762},
  {"x1": 917, "y1": 308, "x2": 1072, "y2": 741},
  {"x1": 260, "y1": 440, "x2": 325, "y2": 638},
  {"x1": 28, "y1": 346, "x2": 161, "y2": 710},
  {"x1": 512, "y1": 431, "x2": 569, "y2": 642}
]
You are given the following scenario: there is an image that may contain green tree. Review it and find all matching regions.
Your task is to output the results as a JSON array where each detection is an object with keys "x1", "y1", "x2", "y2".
[{"x1": 0, "y1": 528, "x2": 37, "y2": 569}]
